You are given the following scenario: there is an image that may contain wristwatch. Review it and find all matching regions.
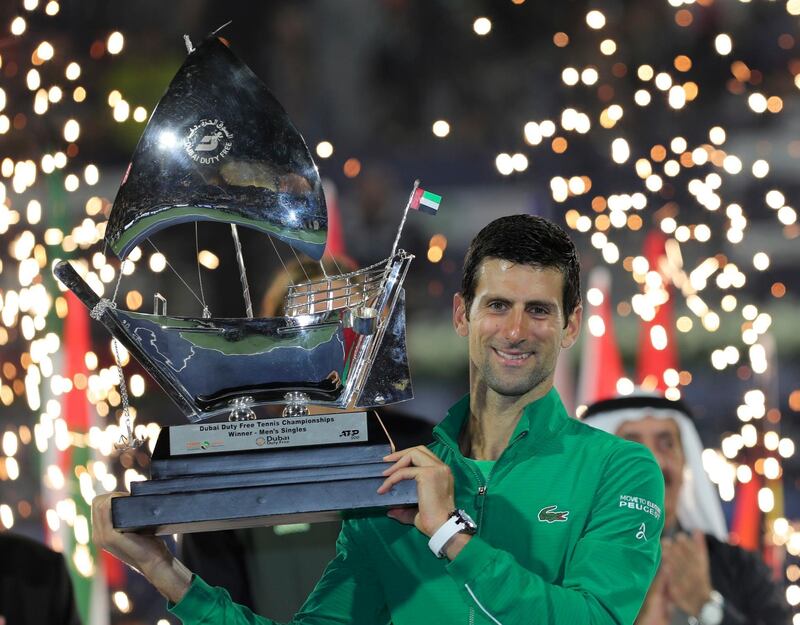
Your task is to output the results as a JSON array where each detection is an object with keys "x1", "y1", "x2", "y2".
[
  {"x1": 428, "y1": 509, "x2": 477, "y2": 558},
  {"x1": 689, "y1": 590, "x2": 724, "y2": 625}
]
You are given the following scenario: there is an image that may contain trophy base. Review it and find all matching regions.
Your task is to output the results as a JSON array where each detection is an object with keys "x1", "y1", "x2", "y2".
[{"x1": 112, "y1": 411, "x2": 418, "y2": 535}]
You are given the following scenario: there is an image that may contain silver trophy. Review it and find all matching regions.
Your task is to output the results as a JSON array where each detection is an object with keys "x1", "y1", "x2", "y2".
[{"x1": 54, "y1": 34, "x2": 421, "y2": 534}]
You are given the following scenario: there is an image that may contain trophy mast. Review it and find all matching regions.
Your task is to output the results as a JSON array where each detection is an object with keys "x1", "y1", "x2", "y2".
[
  {"x1": 230, "y1": 223, "x2": 254, "y2": 319},
  {"x1": 390, "y1": 179, "x2": 420, "y2": 260}
]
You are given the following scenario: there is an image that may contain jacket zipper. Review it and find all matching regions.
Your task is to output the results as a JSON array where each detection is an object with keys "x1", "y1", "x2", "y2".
[{"x1": 435, "y1": 430, "x2": 528, "y2": 624}]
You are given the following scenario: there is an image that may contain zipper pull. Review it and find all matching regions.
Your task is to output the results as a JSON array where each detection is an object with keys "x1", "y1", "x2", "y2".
[{"x1": 474, "y1": 485, "x2": 487, "y2": 509}]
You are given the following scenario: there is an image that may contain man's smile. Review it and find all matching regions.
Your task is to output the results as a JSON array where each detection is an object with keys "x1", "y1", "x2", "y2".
[{"x1": 492, "y1": 347, "x2": 534, "y2": 365}]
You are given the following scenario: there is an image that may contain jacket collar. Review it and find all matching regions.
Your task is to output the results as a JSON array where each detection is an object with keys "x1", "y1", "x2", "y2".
[{"x1": 433, "y1": 386, "x2": 569, "y2": 454}]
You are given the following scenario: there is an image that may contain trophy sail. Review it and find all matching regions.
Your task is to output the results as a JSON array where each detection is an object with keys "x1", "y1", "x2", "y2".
[{"x1": 105, "y1": 36, "x2": 327, "y2": 262}]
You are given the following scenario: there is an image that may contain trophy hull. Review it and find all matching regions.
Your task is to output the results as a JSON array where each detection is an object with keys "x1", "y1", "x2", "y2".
[
  {"x1": 111, "y1": 411, "x2": 418, "y2": 534},
  {"x1": 53, "y1": 252, "x2": 414, "y2": 422},
  {"x1": 110, "y1": 308, "x2": 349, "y2": 409}
]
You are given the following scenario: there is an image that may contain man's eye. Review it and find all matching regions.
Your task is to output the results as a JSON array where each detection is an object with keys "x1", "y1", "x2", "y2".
[
  {"x1": 488, "y1": 301, "x2": 507, "y2": 311},
  {"x1": 529, "y1": 306, "x2": 549, "y2": 316}
]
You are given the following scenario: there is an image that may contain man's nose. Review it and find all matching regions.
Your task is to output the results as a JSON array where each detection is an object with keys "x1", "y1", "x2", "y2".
[
  {"x1": 502, "y1": 307, "x2": 527, "y2": 342},
  {"x1": 654, "y1": 452, "x2": 672, "y2": 475}
]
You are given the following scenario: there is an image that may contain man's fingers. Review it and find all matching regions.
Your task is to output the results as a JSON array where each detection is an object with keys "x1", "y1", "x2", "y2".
[
  {"x1": 691, "y1": 529, "x2": 708, "y2": 555},
  {"x1": 382, "y1": 453, "x2": 415, "y2": 476},
  {"x1": 668, "y1": 533, "x2": 695, "y2": 559},
  {"x1": 377, "y1": 467, "x2": 422, "y2": 494},
  {"x1": 386, "y1": 507, "x2": 417, "y2": 525},
  {"x1": 384, "y1": 446, "x2": 438, "y2": 465},
  {"x1": 382, "y1": 447, "x2": 443, "y2": 477},
  {"x1": 92, "y1": 492, "x2": 126, "y2": 540}
]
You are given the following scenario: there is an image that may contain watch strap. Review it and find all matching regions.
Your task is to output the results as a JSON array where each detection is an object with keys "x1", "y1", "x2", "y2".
[
  {"x1": 428, "y1": 514, "x2": 465, "y2": 559},
  {"x1": 428, "y1": 509, "x2": 478, "y2": 558}
]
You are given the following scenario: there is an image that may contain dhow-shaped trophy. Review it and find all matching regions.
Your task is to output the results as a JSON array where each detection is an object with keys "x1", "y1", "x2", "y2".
[{"x1": 54, "y1": 34, "x2": 429, "y2": 534}]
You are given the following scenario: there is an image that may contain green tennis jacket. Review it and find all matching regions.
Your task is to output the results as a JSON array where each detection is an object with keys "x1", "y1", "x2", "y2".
[{"x1": 170, "y1": 388, "x2": 664, "y2": 624}]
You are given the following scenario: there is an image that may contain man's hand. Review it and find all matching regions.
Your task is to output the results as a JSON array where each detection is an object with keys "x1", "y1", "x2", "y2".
[
  {"x1": 378, "y1": 446, "x2": 456, "y2": 538},
  {"x1": 92, "y1": 493, "x2": 191, "y2": 603},
  {"x1": 661, "y1": 530, "x2": 713, "y2": 617}
]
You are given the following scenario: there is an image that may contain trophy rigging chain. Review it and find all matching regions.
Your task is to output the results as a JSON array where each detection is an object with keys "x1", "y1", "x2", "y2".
[
  {"x1": 95, "y1": 259, "x2": 139, "y2": 449},
  {"x1": 111, "y1": 335, "x2": 141, "y2": 449}
]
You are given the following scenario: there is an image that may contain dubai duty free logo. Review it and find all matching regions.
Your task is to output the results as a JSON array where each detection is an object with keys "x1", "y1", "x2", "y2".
[{"x1": 184, "y1": 118, "x2": 233, "y2": 164}]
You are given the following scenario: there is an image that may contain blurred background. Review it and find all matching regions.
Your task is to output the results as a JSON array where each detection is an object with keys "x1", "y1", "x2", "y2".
[{"x1": 1, "y1": 0, "x2": 800, "y2": 622}]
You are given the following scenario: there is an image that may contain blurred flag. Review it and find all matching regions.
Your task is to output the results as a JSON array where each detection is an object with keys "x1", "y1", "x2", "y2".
[
  {"x1": 576, "y1": 266, "x2": 625, "y2": 407},
  {"x1": 410, "y1": 188, "x2": 441, "y2": 215},
  {"x1": 636, "y1": 231, "x2": 679, "y2": 390},
  {"x1": 45, "y1": 291, "x2": 112, "y2": 625},
  {"x1": 322, "y1": 179, "x2": 346, "y2": 259},
  {"x1": 730, "y1": 473, "x2": 762, "y2": 551}
]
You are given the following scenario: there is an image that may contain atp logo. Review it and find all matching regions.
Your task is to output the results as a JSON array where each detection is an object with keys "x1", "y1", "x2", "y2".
[{"x1": 538, "y1": 505, "x2": 570, "y2": 523}]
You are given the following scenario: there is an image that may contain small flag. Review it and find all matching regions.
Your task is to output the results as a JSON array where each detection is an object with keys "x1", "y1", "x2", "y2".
[{"x1": 410, "y1": 187, "x2": 441, "y2": 215}]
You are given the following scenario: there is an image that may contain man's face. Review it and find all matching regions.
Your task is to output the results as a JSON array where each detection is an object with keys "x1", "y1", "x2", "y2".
[
  {"x1": 616, "y1": 416, "x2": 685, "y2": 528},
  {"x1": 453, "y1": 258, "x2": 581, "y2": 400}
]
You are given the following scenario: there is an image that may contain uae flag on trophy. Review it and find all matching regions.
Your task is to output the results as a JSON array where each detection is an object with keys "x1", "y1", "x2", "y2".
[{"x1": 410, "y1": 187, "x2": 441, "y2": 215}]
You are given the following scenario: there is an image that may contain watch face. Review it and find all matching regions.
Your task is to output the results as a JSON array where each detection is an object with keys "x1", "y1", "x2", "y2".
[{"x1": 456, "y1": 509, "x2": 478, "y2": 533}]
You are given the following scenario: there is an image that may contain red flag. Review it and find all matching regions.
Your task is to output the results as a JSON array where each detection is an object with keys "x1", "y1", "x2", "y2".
[
  {"x1": 730, "y1": 472, "x2": 762, "y2": 551},
  {"x1": 64, "y1": 291, "x2": 90, "y2": 432},
  {"x1": 323, "y1": 179, "x2": 347, "y2": 259},
  {"x1": 636, "y1": 232, "x2": 679, "y2": 390},
  {"x1": 577, "y1": 267, "x2": 625, "y2": 406},
  {"x1": 61, "y1": 292, "x2": 126, "y2": 595}
]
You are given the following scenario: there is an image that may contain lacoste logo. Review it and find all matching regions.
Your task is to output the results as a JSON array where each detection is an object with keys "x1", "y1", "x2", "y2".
[{"x1": 538, "y1": 505, "x2": 569, "y2": 523}]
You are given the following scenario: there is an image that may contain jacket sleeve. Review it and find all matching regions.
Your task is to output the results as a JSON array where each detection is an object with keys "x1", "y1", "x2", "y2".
[
  {"x1": 445, "y1": 442, "x2": 664, "y2": 625},
  {"x1": 170, "y1": 519, "x2": 389, "y2": 625}
]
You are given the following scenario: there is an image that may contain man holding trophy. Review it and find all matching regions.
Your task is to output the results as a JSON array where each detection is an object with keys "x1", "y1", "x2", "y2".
[
  {"x1": 83, "y1": 34, "x2": 664, "y2": 625},
  {"x1": 92, "y1": 214, "x2": 664, "y2": 624}
]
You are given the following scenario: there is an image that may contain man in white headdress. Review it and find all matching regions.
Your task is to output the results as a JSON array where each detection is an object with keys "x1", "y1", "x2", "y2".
[{"x1": 583, "y1": 393, "x2": 789, "y2": 625}]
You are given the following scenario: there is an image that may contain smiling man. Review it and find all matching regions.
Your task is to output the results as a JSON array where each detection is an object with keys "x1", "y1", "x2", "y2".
[{"x1": 93, "y1": 214, "x2": 664, "y2": 624}]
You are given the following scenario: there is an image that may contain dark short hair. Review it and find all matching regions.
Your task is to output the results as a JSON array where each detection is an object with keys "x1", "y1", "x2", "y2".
[{"x1": 460, "y1": 214, "x2": 581, "y2": 325}]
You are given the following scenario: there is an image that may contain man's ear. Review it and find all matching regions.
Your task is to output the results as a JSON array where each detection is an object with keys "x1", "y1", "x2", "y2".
[
  {"x1": 560, "y1": 303, "x2": 582, "y2": 349},
  {"x1": 453, "y1": 293, "x2": 469, "y2": 337}
]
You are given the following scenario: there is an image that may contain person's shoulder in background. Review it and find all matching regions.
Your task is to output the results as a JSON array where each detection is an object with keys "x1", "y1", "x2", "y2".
[
  {"x1": 705, "y1": 533, "x2": 792, "y2": 623},
  {"x1": 0, "y1": 532, "x2": 82, "y2": 625}
]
